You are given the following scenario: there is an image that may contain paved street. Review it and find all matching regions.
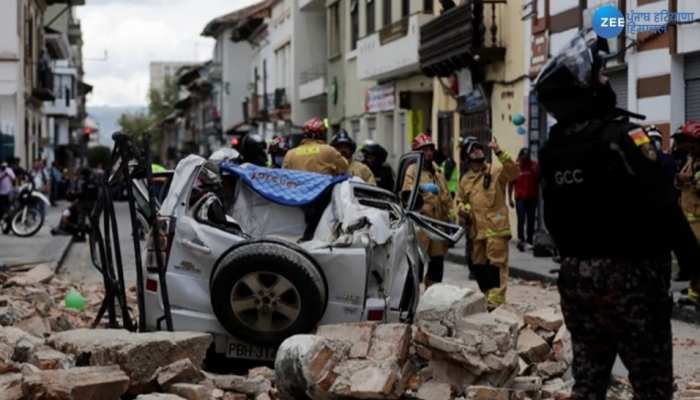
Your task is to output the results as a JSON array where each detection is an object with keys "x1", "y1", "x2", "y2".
[
  {"x1": 58, "y1": 201, "x2": 138, "y2": 284},
  {"x1": 0, "y1": 202, "x2": 71, "y2": 268}
]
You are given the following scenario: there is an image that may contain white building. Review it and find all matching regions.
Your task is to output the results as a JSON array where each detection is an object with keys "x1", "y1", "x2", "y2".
[
  {"x1": 0, "y1": 0, "x2": 54, "y2": 167},
  {"x1": 149, "y1": 61, "x2": 199, "y2": 92}
]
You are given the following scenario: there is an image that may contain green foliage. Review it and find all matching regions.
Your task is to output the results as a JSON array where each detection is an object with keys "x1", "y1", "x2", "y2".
[
  {"x1": 116, "y1": 76, "x2": 178, "y2": 155},
  {"x1": 86, "y1": 145, "x2": 112, "y2": 169}
]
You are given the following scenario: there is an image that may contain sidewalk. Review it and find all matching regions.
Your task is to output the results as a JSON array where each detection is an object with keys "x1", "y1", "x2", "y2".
[
  {"x1": 446, "y1": 239, "x2": 699, "y2": 324},
  {"x1": 0, "y1": 202, "x2": 72, "y2": 271}
]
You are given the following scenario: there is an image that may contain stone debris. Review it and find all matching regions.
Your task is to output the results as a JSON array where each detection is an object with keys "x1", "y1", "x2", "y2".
[
  {"x1": 48, "y1": 328, "x2": 212, "y2": 393},
  {"x1": 523, "y1": 307, "x2": 563, "y2": 333},
  {"x1": 5, "y1": 264, "x2": 55, "y2": 287},
  {"x1": 416, "y1": 380, "x2": 453, "y2": 400},
  {"x1": 22, "y1": 365, "x2": 130, "y2": 400},
  {"x1": 516, "y1": 329, "x2": 550, "y2": 364},
  {"x1": 152, "y1": 358, "x2": 206, "y2": 389},
  {"x1": 0, "y1": 265, "x2": 589, "y2": 400}
]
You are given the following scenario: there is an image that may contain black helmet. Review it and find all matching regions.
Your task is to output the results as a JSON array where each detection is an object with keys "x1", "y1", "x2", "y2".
[
  {"x1": 360, "y1": 140, "x2": 388, "y2": 165},
  {"x1": 330, "y1": 129, "x2": 356, "y2": 153},
  {"x1": 535, "y1": 30, "x2": 616, "y2": 123},
  {"x1": 240, "y1": 133, "x2": 268, "y2": 166},
  {"x1": 460, "y1": 136, "x2": 485, "y2": 160}
]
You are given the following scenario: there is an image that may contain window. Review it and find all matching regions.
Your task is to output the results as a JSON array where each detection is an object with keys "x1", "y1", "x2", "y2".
[
  {"x1": 366, "y1": 0, "x2": 375, "y2": 34},
  {"x1": 401, "y1": 0, "x2": 409, "y2": 18},
  {"x1": 383, "y1": 0, "x2": 391, "y2": 26},
  {"x1": 351, "y1": 119, "x2": 360, "y2": 140},
  {"x1": 275, "y1": 43, "x2": 291, "y2": 94},
  {"x1": 424, "y1": 0, "x2": 433, "y2": 14},
  {"x1": 367, "y1": 117, "x2": 376, "y2": 140},
  {"x1": 329, "y1": 2, "x2": 341, "y2": 57},
  {"x1": 350, "y1": 0, "x2": 359, "y2": 50}
]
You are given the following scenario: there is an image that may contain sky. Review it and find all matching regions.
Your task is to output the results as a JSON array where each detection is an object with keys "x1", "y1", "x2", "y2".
[{"x1": 78, "y1": 0, "x2": 257, "y2": 107}]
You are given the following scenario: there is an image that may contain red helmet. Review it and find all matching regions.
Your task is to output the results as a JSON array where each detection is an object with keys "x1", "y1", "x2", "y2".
[
  {"x1": 412, "y1": 133, "x2": 435, "y2": 151},
  {"x1": 302, "y1": 117, "x2": 327, "y2": 139},
  {"x1": 675, "y1": 121, "x2": 700, "y2": 140}
]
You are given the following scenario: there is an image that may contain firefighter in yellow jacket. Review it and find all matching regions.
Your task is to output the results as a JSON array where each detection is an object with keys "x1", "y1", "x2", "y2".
[
  {"x1": 674, "y1": 121, "x2": 700, "y2": 306},
  {"x1": 330, "y1": 129, "x2": 376, "y2": 184},
  {"x1": 456, "y1": 137, "x2": 519, "y2": 307},
  {"x1": 402, "y1": 133, "x2": 452, "y2": 287},
  {"x1": 283, "y1": 117, "x2": 348, "y2": 175}
]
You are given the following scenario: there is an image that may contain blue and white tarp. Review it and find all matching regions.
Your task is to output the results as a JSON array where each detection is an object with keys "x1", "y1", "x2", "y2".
[{"x1": 220, "y1": 162, "x2": 349, "y2": 207}]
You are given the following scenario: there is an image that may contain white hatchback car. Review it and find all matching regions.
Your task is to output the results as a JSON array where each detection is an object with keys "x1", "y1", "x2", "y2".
[{"x1": 142, "y1": 152, "x2": 462, "y2": 361}]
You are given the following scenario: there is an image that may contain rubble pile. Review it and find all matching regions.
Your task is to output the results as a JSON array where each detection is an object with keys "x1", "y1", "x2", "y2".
[
  {"x1": 0, "y1": 262, "x2": 114, "y2": 335},
  {"x1": 0, "y1": 264, "x2": 645, "y2": 400}
]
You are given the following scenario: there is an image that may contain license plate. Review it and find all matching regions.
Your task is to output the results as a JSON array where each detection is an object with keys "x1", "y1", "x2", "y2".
[{"x1": 226, "y1": 338, "x2": 277, "y2": 361}]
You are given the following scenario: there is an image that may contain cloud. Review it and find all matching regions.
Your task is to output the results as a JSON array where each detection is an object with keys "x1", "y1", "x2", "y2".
[{"x1": 78, "y1": 0, "x2": 257, "y2": 106}]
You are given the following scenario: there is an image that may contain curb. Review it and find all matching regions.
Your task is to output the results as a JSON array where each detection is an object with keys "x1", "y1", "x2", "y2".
[{"x1": 446, "y1": 248, "x2": 700, "y2": 325}]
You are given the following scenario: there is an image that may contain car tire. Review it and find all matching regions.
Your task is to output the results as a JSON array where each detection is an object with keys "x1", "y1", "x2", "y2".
[{"x1": 211, "y1": 241, "x2": 327, "y2": 346}]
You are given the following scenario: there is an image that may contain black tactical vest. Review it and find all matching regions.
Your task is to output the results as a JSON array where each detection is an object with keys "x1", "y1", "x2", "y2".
[{"x1": 539, "y1": 118, "x2": 675, "y2": 258}]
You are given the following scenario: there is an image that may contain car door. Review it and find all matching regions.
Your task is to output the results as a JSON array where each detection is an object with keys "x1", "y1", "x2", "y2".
[{"x1": 166, "y1": 166, "x2": 245, "y2": 316}]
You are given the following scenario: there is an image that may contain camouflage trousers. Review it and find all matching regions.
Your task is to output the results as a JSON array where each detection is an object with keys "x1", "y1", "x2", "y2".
[{"x1": 557, "y1": 257, "x2": 673, "y2": 400}]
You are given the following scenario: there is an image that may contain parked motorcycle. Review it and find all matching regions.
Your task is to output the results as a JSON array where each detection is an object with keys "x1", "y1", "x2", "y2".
[{"x1": 1, "y1": 181, "x2": 50, "y2": 237}]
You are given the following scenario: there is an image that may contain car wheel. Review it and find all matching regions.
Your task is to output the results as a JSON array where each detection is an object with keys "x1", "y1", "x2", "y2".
[{"x1": 211, "y1": 241, "x2": 327, "y2": 346}]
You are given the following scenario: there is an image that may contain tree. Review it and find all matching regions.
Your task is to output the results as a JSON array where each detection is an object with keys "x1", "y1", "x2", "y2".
[{"x1": 117, "y1": 112, "x2": 152, "y2": 139}]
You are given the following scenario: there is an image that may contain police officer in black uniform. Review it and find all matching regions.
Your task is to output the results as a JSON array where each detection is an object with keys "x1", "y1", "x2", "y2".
[{"x1": 536, "y1": 32, "x2": 700, "y2": 400}]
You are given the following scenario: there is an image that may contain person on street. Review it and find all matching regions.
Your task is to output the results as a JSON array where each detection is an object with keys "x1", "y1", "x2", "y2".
[
  {"x1": 331, "y1": 130, "x2": 376, "y2": 184},
  {"x1": 674, "y1": 121, "x2": 700, "y2": 307},
  {"x1": 508, "y1": 148, "x2": 539, "y2": 252},
  {"x1": 360, "y1": 140, "x2": 395, "y2": 191},
  {"x1": 283, "y1": 117, "x2": 348, "y2": 241},
  {"x1": 31, "y1": 159, "x2": 49, "y2": 214},
  {"x1": 268, "y1": 135, "x2": 289, "y2": 168},
  {"x1": 456, "y1": 137, "x2": 519, "y2": 307},
  {"x1": 536, "y1": 31, "x2": 700, "y2": 400},
  {"x1": 49, "y1": 161, "x2": 62, "y2": 206},
  {"x1": 239, "y1": 133, "x2": 268, "y2": 166},
  {"x1": 440, "y1": 142, "x2": 459, "y2": 197},
  {"x1": 645, "y1": 125, "x2": 677, "y2": 196},
  {"x1": 0, "y1": 161, "x2": 16, "y2": 219},
  {"x1": 283, "y1": 117, "x2": 348, "y2": 175},
  {"x1": 402, "y1": 133, "x2": 452, "y2": 288}
]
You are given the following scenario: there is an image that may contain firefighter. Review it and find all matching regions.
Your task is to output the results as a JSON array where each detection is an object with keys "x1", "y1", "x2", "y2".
[
  {"x1": 674, "y1": 121, "x2": 700, "y2": 307},
  {"x1": 455, "y1": 136, "x2": 519, "y2": 308},
  {"x1": 536, "y1": 31, "x2": 700, "y2": 399},
  {"x1": 402, "y1": 133, "x2": 452, "y2": 287},
  {"x1": 360, "y1": 140, "x2": 395, "y2": 191},
  {"x1": 283, "y1": 117, "x2": 348, "y2": 175},
  {"x1": 330, "y1": 130, "x2": 376, "y2": 184}
]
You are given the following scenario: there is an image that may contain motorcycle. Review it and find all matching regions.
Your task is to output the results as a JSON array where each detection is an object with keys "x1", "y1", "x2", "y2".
[{"x1": 1, "y1": 181, "x2": 50, "y2": 237}]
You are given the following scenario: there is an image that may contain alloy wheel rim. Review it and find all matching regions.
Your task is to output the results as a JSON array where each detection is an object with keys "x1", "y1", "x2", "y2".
[{"x1": 230, "y1": 271, "x2": 301, "y2": 332}]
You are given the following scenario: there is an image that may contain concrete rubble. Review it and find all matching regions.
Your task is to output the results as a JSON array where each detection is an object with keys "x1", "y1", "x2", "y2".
[{"x1": 0, "y1": 263, "x2": 663, "y2": 400}]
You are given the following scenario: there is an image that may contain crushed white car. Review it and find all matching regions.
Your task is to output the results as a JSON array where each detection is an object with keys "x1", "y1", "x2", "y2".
[{"x1": 142, "y1": 152, "x2": 463, "y2": 361}]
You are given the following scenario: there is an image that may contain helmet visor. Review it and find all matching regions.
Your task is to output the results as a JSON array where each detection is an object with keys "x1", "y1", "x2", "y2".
[{"x1": 536, "y1": 31, "x2": 595, "y2": 90}]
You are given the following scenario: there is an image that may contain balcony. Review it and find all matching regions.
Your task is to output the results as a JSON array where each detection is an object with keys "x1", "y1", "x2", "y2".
[
  {"x1": 357, "y1": 13, "x2": 434, "y2": 82},
  {"x1": 419, "y1": 0, "x2": 507, "y2": 77},
  {"x1": 299, "y1": 65, "x2": 326, "y2": 101},
  {"x1": 44, "y1": 97, "x2": 78, "y2": 117}
]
